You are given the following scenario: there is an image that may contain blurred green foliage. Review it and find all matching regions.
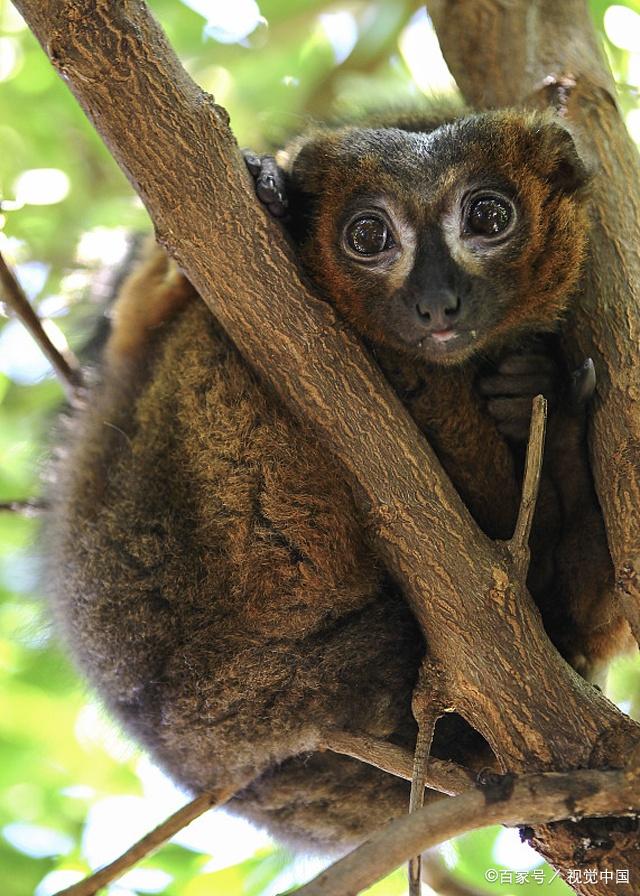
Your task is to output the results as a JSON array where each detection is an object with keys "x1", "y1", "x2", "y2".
[{"x1": 1, "y1": 1, "x2": 639, "y2": 894}]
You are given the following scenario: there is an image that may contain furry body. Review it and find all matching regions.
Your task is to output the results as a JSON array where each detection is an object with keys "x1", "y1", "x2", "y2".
[{"x1": 46, "y1": 109, "x2": 632, "y2": 851}]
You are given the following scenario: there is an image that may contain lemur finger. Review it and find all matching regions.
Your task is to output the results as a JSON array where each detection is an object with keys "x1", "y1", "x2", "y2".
[
  {"x1": 497, "y1": 354, "x2": 556, "y2": 375},
  {"x1": 242, "y1": 150, "x2": 289, "y2": 218},
  {"x1": 256, "y1": 156, "x2": 289, "y2": 217},
  {"x1": 569, "y1": 357, "x2": 596, "y2": 411},
  {"x1": 256, "y1": 162, "x2": 283, "y2": 203},
  {"x1": 479, "y1": 372, "x2": 555, "y2": 397},
  {"x1": 242, "y1": 149, "x2": 262, "y2": 177},
  {"x1": 487, "y1": 397, "x2": 535, "y2": 441}
]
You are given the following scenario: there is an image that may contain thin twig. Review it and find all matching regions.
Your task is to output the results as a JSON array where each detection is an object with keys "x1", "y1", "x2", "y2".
[
  {"x1": 408, "y1": 660, "x2": 444, "y2": 896},
  {"x1": 54, "y1": 783, "x2": 242, "y2": 896},
  {"x1": 0, "y1": 499, "x2": 47, "y2": 517},
  {"x1": 286, "y1": 764, "x2": 640, "y2": 896},
  {"x1": 0, "y1": 250, "x2": 84, "y2": 401},
  {"x1": 509, "y1": 395, "x2": 547, "y2": 575},
  {"x1": 319, "y1": 728, "x2": 475, "y2": 796}
]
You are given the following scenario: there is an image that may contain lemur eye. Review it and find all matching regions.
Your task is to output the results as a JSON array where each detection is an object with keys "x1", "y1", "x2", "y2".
[
  {"x1": 465, "y1": 195, "x2": 513, "y2": 237},
  {"x1": 346, "y1": 215, "x2": 394, "y2": 256}
]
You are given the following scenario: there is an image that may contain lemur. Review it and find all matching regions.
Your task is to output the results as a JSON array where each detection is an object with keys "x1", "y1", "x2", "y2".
[{"x1": 44, "y1": 107, "x2": 634, "y2": 852}]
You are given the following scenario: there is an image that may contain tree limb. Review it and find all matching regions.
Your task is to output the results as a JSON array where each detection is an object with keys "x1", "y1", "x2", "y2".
[{"x1": 286, "y1": 765, "x2": 640, "y2": 896}]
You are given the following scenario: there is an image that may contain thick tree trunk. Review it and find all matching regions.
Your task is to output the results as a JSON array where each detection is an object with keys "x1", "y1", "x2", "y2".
[
  {"x1": 426, "y1": 5, "x2": 640, "y2": 881},
  {"x1": 426, "y1": 0, "x2": 640, "y2": 644},
  {"x1": 13, "y1": 1, "x2": 640, "y2": 891}
]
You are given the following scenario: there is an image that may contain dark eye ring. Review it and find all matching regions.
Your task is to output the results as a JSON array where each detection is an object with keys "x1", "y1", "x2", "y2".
[
  {"x1": 344, "y1": 213, "x2": 396, "y2": 258},
  {"x1": 463, "y1": 193, "x2": 515, "y2": 239}
]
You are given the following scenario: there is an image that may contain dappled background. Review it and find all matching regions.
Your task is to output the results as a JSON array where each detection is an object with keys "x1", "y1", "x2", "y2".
[{"x1": 1, "y1": 1, "x2": 640, "y2": 894}]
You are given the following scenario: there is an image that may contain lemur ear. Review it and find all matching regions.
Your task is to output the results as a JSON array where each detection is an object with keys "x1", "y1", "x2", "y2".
[
  {"x1": 278, "y1": 134, "x2": 321, "y2": 186},
  {"x1": 278, "y1": 128, "x2": 341, "y2": 196},
  {"x1": 276, "y1": 133, "x2": 330, "y2": 239},
  {"x1": 540, "y1": 122, "x2": 592, "y2": 194}
]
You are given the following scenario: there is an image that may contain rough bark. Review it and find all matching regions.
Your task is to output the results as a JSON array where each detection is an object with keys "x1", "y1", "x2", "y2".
[{"x1": 13, "y1": 1, "x2": 640, "y2": 892}]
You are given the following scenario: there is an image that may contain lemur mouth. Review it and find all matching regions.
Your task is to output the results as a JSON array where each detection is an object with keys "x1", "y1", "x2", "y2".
[
  {"x1": 417, "y1": 329, "x2": 478, "y2": 360},
  {"x1": 429, "y1": 329, "x2": 458, "y2": 344}
]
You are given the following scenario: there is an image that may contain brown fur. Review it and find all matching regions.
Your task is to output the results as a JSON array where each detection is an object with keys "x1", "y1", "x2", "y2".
[
  {"x1": 104, "y1": 241, "x2": 196, "y2": 369},
  {"x1": 45, "y1": 108, "x2": 633, "y2": 853}
]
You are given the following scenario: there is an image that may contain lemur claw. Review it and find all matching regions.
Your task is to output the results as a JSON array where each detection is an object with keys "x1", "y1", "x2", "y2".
[
  {"x1": 569, "y1": 357, "x2": 596, "y2": 412},
  {"x1": 241, "y1": 149, "x2": 289, "y2": 219}
]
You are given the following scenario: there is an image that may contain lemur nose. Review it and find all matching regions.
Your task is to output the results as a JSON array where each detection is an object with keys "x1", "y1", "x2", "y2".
[{"x1": 415, "y1": 290, "x2": 461, "y2": 327}]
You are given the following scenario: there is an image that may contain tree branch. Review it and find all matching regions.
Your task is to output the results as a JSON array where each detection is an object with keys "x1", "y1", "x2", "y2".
[
  {"x1": 53, "y1": 783, "x2": 241, "y2": 896},
  {"x1": 286, "y1": 765, "x2": 640, "y2": 896},
  {"x1": 0, "y1": 499, "x2": 46, "y2": 516},
  {"x1": 319, "y1": 728, "x2": 476, "y2": 796},
  {"x1": 0, "y1": 250, "x2": 84, "y2": 401}
]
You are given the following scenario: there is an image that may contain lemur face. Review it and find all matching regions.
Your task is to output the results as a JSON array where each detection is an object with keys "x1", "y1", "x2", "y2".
[{"x1": 285, "y1": 112, "x2": 590, "y2": 365}]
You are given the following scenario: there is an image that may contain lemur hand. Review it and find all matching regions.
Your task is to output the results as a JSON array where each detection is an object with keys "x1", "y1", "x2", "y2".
[
  {"x1": 478, "y1": 352, "x2": 595, "y2": 442},
  {"x1": 242, "y1": 150, "x2": 288, "y2": 219}
]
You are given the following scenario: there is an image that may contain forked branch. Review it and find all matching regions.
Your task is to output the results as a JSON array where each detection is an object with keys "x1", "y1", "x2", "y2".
[
  {"x1": 286, "y1": 765, "x2": 640, "y2": 896},
  {"x1": 405, "y1": 398, "x2": 547, "y2": 895}
]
